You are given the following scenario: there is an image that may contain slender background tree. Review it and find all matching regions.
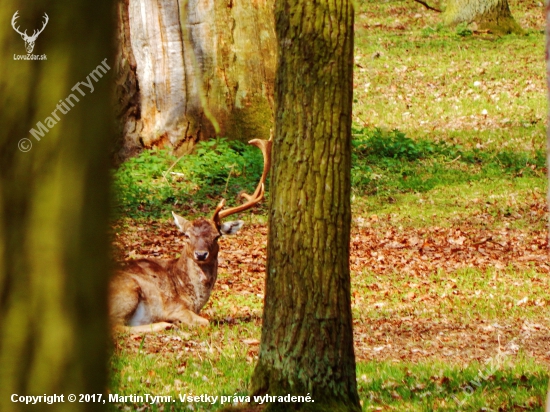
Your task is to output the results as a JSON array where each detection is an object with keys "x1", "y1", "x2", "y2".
[
  {"x1": 249, "y1": 0, "x2": 360, "y2": 411},
  {"x1": 0, "y1": 2, "x2": 113, "y2": 410},
  {"x1": 443, "y1": 0, "x2": 523, "y2": 34},
  {"x1": 412, "y1": 0, "x2": 522, "y2": 35}
]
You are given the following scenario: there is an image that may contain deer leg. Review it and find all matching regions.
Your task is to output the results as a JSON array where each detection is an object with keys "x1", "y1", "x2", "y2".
[
  {"x1": 168, "y1": 308, "x2": 209, "y2": 328},
  {"x1": 116, "y1": 322, "x2": 174, "y2": 334},
  {"x1": 109, "y1": 276, "x2": 143, "y2": 328},
  {"x1": 116, "y1": 312, "x2": 207, "y2": 334}
]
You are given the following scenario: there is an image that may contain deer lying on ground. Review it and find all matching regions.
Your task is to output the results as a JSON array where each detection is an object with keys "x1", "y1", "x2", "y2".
[{"x1": 110, "y1": 138, "x2": 271, "y2": 333}]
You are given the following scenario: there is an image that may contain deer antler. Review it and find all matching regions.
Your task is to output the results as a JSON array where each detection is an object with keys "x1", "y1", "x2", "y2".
[
  {"x1": 11, "y1": 11, "x2": 26, "y2": 37},
  {"x1": 212, "y1": 135, "x2": 273, "y2": 226},
  {"x1": 11, "y1": 11, "x2": 48, "y2": 41},
  {"x1": 29, "y1": 13, "x2": 49, "y2": 41}
]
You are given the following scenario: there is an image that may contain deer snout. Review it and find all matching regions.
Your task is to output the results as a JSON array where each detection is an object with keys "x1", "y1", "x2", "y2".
[{"x1": 194, "y1": 251, "x2": 209, "y2": 261}]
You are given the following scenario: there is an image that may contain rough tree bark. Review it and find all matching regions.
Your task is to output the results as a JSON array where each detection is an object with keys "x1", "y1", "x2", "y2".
[
  {"x1": 249, "y1": 0, "x2": 360, "y2": 411},
  {"x1": 114, "y1": 0, "x2": 141, "y2": 161},
  {"x1": 547, "y1": 2, "x2": 550, "y2": 238},
  {"x1": 443, "y1": 0, "x2": 523, "y2": 34},
  {"x1": 545, "y1": 3, "x2": 550, "y2": 410},
  {"x1": 0, "y1": 2, "x2": 113, "y2": 410},
  {"x1": 114, "y1": 0, "x2": 276, "y2": 160}
]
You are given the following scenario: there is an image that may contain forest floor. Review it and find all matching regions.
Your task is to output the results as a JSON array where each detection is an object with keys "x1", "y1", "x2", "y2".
[
  {"x1": 110, "y1": 1, "x2": 549, "y2": 411},
  {"x1": 112, "y1": 213, "x2": 550, "y2": 367},
  {"x1": 111, "y1": 212, "x2": 550, "y2": 411}
]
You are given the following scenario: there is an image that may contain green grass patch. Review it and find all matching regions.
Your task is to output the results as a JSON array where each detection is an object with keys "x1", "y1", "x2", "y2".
[
  {"x1": 113, "y1": 138, "x2": 266, "y2": 219},
  {"x1": 113, "y1": 128, "x2": 546, "y2": 228},
  {"x1": 108, "y1": 334, "x2": 548, "y2": 411},
  {"x1": 109, "y1": 328, "x2": 254, "y2": 412},
  {"x1": 352, "y1": 267, "x2": 550, "y2": 322},
  {"x1": 357, "y1": 358, "x2": 547, "y2": 411},
  {"x1": 353, "y1": 2, "x2": 546, "y2": 150},
  {"x1": 359, "y1": 176, "x2": 545, "y2": 229},
  {"x1": 351, "y1": 128, "x2": 544, "y2": 193},
  {"x1": 350, "y1": 127, "x2": 546, "y2": 228}
]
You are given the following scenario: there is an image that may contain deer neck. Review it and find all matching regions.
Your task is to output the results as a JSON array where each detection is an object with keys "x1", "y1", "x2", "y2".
[{"x1": 176, "y1": 250, "x2": 218, "y2": 313}]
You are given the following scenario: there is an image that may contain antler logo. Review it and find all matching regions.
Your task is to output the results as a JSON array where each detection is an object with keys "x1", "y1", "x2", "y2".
[{"x1": 11, "y1": 11, "x2": 49, "y2": 54}]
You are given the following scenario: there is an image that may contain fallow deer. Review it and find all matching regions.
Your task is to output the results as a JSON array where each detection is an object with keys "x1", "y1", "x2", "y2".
[{"x1": 110, "y1": 138, "x2": 272, "y2": 333}]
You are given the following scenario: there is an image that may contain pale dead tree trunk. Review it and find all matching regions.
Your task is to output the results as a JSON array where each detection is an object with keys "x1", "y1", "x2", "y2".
[
  {"x1": 0, "y1": 1, "x2": 113, "y2": 410},
  {"x1": 249, "y1": 0, "x2": 360, "y2": 411},
  {"x1": 443, "y1": 0, "x2": 523, "y2": 34},
  {"x1": 115, "y1": 0, "x2": 276, "y2": 159}
]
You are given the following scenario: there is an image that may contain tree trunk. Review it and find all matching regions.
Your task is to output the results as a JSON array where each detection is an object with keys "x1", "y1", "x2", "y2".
[
  {"x1": 0, "y1": 2, "x2": 113, "y2": 410},
  {"x1": 443, "y1": 0, "x2": 523, "y2": 35},
  {"x1": 115, "y1": 0, "x2": 276, "y2": 159},
  {"x1": 249, "y1": 1, "x2": 360, "y2": 411},
  {"x1": 114, "y1": 0, "x2": 142, "y2": 163},
  {"x1": 545, "y1": 3, "x2": 550, "y2": 410}
]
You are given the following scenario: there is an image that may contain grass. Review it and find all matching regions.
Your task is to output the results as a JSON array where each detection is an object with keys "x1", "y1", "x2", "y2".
[
  {"x1": 352, "y1": 267, "x2": 550, "y2": 322},
  {"x1": 112, "y1": 138, "x2": 267, "y2": 219},
  {"x1": 350, "y1": 0, "x2": 547, "y2": 229},
  {"x1": 109, "y1": 1, "x2": 550, "y2": 411},
  {"x1": 110, "y1": 332, "x2": 547, "y2": 411},
  {"x1": 357, "y1": 357, "x2": 548, "y2": 411},
  {"x1": 350, "y1": 127, "x2": 546, "y2": 229},
  {"x1": 113, "y1": 124, "x2": 546, "y2": 230},
  {"x1": 108, "y1": 263, "x2": 550, "y2": 410},
  {"x1": 353, "y1": 5, "x2": 545, "y2": 145},
  {"x1": 109, "y1": 281, "x2": 549, "y2": 411},
  {"x1": 109, "y1": 327, "x2": 255, "y2": 411}
]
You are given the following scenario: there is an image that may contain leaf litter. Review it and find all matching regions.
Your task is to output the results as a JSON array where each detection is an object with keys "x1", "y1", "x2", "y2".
[{"x1": 112, "y1": 213, "x2": 550, "y2": 367}]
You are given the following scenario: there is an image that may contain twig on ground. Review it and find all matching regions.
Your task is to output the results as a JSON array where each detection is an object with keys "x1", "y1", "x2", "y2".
[
  {"x1": 445, "y1": 155, "x2": 462, "y2": 164},
  {"x1": 412, "y1": 0, "x2": 442, "y2": 13},
  {"x1": 162, "y1": 154, "x2": 185, "y2": 183}
]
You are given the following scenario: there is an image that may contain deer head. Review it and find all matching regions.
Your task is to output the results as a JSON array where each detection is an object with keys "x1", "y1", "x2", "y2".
[
  {"x1": 170, "y1": 213, "x2": 243, "y2": 266},
  {"x1": 12, "y1": 11, "x2": 49, "y2": 54},
  {"x1": 171, "y1": 138, "x2": 272, "y2": 266}
]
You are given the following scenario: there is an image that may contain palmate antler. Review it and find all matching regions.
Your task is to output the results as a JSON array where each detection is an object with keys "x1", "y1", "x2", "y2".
[{"x1": 212, "y1": 136, "x2": 273, "y2": 227}]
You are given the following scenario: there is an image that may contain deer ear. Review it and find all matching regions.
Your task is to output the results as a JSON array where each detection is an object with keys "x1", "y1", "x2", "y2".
[
  {"x1": 219, "y1": 220, "x2": 244, "y2": 235},
  {"x1": 172, "y1": 212, "x2": 190, "y2": 232}
]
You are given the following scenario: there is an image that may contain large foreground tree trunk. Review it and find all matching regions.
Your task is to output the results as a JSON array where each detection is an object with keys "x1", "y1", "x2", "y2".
[
  {"x1": 443, "y1": 0, "x2": 523, "y2": 35},
  {"x1": 114, "y1": 0, "x2": 276, "y2": 160},
  {"x1": 249, "y1": 0, "x2": 360, "y2": 411},
  {"x1": 0, "y1": 2, "x2": 113, "y2": 410}
]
